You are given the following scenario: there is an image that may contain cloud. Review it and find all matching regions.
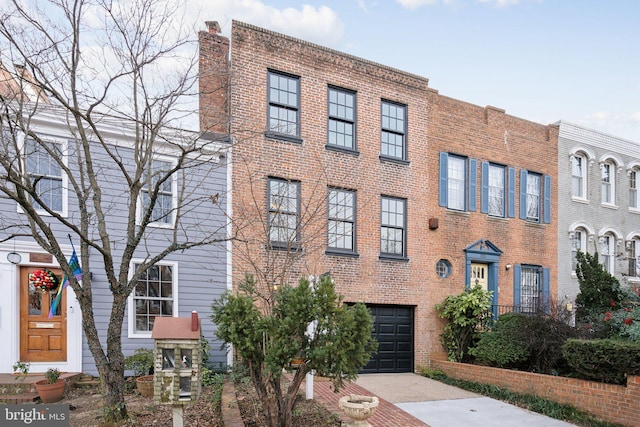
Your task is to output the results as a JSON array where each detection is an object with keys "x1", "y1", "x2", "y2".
[
  {"x1": 395, "y1": 0, "x2": 439, "y2": 9},
  {"x1": 476, "y1": 0, "x2": 543, "y2": 6},
  {"x1": 196, "y1": 0, "x2": 344, "y2": 47},
  {"x1": 579, "y1": 111, "x2": 640, "y2": 142}
]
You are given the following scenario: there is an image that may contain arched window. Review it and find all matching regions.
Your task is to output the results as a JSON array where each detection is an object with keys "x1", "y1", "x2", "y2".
[
  {"x1": 571, "y1": 153, "x2": 587, "y2": 199},
  {"x1": 600, "y1": 234, "x2": 615, "y2": 274},
  {"x1": 571, "y1": 228, "x2": 587, "y2": 272},
  {"x1": 601, "y1": 161, "x2": 615, "y2": 206},
  {"x1": 630, "y1": 169, "x2": 638, "y2": 210},
  {"x1": 629, "y1": 238, "x2": 640, "y2": 279}
]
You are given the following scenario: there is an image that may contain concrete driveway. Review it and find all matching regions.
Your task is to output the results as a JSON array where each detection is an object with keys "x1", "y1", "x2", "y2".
[{"x1": 354, "y1": 373, "x2": 577, "y2": 427}]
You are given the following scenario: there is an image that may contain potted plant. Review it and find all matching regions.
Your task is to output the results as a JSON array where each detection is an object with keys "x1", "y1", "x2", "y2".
[
  {"x1": 338, "y1": 394, "x2": 379, "y2": 426},
  {"x1": 35, "y1": 368, "x2": 65, "y2": 403},
  {"x1": 125, "y1": 348, "x2": 154, "y2": 397}
]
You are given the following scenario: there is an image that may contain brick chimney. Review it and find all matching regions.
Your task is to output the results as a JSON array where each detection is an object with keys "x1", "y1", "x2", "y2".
[{"x1": 199, "y1": 21, "x2": 230, "y2": 134}]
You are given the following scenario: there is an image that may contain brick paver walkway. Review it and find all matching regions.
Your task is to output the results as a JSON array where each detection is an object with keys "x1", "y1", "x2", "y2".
[
  {"x1": 221, "y1": 375, "x2": 429, "y2": 426},
  {"x1": 309, "y1": 377, "x2": 428, "y2": 427}
]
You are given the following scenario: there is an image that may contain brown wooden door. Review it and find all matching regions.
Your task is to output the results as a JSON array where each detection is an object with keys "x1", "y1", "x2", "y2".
[{"x1": 20, "y1": 266, "x2": 67, "y2": 362}]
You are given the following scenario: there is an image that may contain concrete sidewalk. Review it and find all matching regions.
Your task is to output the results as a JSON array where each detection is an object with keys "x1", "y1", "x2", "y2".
[{"x1": 353, "y1": 373, "x2": 577, "y2": 427}]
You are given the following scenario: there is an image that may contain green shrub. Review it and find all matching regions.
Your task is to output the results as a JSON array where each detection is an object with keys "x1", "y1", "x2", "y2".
[
  {"x1": 574, "y1": 251, "x2": 623, "y2": 337},
  {"x1": 470, "y1": 313, "x2": 529, "y2": 368},
  {"x1": 563, "y1": 338, "x2": 640, "y2": 384},
  {"x1": 435, "y1": 285, "x2": 493, "y2": 362},
  {"x1": 124, "y1": 348, "x2": 154, "y2": 376},
  {"x1": 471, "y1": 312, "x2": 578, "y2": 374}
]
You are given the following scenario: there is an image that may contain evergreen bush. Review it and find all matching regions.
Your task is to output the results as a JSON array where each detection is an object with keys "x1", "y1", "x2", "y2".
[{"x1": 563, "y1": 338, "x2": 640, "y2": 384}]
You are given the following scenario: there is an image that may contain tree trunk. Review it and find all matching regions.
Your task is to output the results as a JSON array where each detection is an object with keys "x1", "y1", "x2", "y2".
[{"x1": 80, "y1": 289, "x2": 129, "y2": 422}]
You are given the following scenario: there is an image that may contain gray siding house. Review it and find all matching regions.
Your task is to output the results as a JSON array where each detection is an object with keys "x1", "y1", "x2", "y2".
[
  {"x1": 557, "y1": 121, "x2": 640, "y2": 317},
  {"x1": 0, "y1": 107, "x2": 230, "y2": 375}
]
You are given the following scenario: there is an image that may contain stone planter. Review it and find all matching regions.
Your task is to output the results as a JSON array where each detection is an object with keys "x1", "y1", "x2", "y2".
[
  {"x1": 35, "y1": 379, "x2": 65, "y2": 403},
  {"x1": 136, "y1": 375, "x2": 154, "y2": 397},
  {"x1": 338, "y1": 394, "x2": 379, "y2": 426}
]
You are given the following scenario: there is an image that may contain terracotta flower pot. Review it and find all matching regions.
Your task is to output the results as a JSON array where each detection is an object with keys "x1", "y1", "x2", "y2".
[
  {"x1": 136, "y1": 375, "x2": 154, "y2": 397},
  {"x1": 35, "y1": 379, "x2": 65, "y2": 403}
]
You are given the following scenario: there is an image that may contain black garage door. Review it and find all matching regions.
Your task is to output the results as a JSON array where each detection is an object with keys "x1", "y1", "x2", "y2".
[{"x1": 361, "y1": 305, "x2": 414, "y2": 373}]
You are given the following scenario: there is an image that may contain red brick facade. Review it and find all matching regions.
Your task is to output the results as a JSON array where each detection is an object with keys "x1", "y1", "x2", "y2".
[{"x1": 199, "y1": 20, "x2": 558, "y2": 367}]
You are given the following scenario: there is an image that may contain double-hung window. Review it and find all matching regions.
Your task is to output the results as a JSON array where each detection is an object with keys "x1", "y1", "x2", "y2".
[
  {"x1": 487, "y1": 164, "x2": 505, "y2": 217},
  {"x1": 519, "y1": 170, "x2": 551, "y2": 224},
  {"x1": 268, "y1": 178, "x2": 300, "y2": 248},
  {"x1": 571, "y1": 154, "x2": 586, "y2": 199},
  {"x1": 601, "y1": 162, "x2": 615, "y2": 205},
  {"x1": 440, "y1": 153, "x2": 478, "y2": 212},
  {"x1": 446, "y1": 155, "x2": 466, "y2": 211},
  {"x1": 327, "y1": 188, "x2": 356, "y2": 254},
  {"x1": 141, "y1": 158, "x2": 176, "y2": 226},
  {"x1": 629, "y1": 238, "x2": 640, "y2": 279},
  {"x1": 600, "y1": 234, "x2": 615, "y2": 273},
  {"x1": 571, "y1": 229, "x2": 587, "y2": 272},
  {"x1": 380, "y1": 196, "x2": 406, "y2": 258},
  {"x1": 129, "y1": 262, "x2": 176, "y2": 336},
  {"x1": 267, "y1": 70, "x2": 300, "y2": 139},
  {"x1": 630, "y1": 169, "x2": 638, "y2": 210},
  {"x1": 327, "y1": 87, "x2": 356, "y2": 151},
  {"x1": 25, "y1": 138, "x2": 67, "y2": 215},
  {"x1": 481, "y1": 162, "x2": 515, "y2": 217},
  {"x1": 380, "y1": 100, "x2": 407, "y2": 161}
]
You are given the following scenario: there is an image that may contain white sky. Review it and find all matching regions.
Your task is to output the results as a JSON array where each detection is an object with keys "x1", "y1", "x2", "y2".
[{"x1": 194, "y1": 0, "x2": 640, "y2": 142}]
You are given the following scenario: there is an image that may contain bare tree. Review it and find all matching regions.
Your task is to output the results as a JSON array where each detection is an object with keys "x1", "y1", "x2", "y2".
[{"x1": 0, "y1": 0, "x2": 228, "y2": 421}]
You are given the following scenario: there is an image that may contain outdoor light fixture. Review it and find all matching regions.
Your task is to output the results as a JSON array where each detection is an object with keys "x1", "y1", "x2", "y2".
[
  {"x1": 7, "y1": 251, "x2": 21, "y2": 264},
  {"x1": 505, "y1": 263, "x2": 512, "y2": 271},
  {"x1": 7, "y1": 239, "x2": 21, "y2": 264}
]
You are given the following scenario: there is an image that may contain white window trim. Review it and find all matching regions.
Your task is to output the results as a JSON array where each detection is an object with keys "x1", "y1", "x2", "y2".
[
  {"x1": 127, "y1": 259, "x2": 179, "y2": 338},
  {"x1": 570, "y1": 153, "x2": 588, "y2": 202},
  {"x1": 628, "y1": 164, "x2": 640, "y2": 213},
  {"x1": 570, "y1": 228, "x2": 587, "y2": 274},
  {"x1": 18, "y1": 135, "x2": 69, "y2": 218},
  {"x1": 599, "y1": 155, "x2": 623, "y2": 208},
  {"x1": 136, "y1": 155, "x2": 178, "y2": 229},
  {"x1": 626, "y1": 232, "x2": 640, "y2": 283}
]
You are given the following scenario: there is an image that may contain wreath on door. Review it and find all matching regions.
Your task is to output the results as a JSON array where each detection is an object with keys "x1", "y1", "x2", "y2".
[{"x1": 29, "y1": 269, "x2": 60, "y2": 292}]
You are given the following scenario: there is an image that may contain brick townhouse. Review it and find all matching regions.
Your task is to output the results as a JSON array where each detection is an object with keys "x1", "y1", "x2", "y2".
[{"x1": 199, "y1": 20, "x2": 558, "y2": 371}]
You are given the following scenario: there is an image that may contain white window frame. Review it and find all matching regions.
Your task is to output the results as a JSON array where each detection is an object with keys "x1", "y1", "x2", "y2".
[
  {"x1": 20, "y1": 136, "x2": 69, "y2": 217},
  {"x1": 526, "y1": 172, "x2": 541, "y2": 222},
  {"x1": 127, "y1": 260, "x2": 179, "y2": 338},
  {"x1": 571, "y1": 153, "x2": 587, "y2": 201},
  {"x1": 447, "y1": 155, "x2": 466, "y2": 211},
  {"x1": 571, "y1": 228, "x2": 587, "y2": 273},
  {"x1": 137, "y1": 155, "x2": 178, "y2": 228},
  {"x1": 600, "y1": 234, "x2": 615, "y2": 274},
  {"x1": 488, "y1": 163, "x2": 505, "y2": 217},
  {"x1": 629, "y1": 168, "x2": 639, "y2": 212},
  {"x1": 628, "y1": 238, "x2": 640, "y2": 281}
]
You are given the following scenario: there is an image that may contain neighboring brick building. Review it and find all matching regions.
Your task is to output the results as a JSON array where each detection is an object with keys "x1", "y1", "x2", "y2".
[
  {"x1": 557, "y1": 121, "x2": 640, "y2": 320},
  {"x1": 199, "y1": 20, "x2": 558, "y2": 370}
]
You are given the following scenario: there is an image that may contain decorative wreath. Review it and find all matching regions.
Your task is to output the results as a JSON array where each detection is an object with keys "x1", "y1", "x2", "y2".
[{"x1": 29, "y1": 268, "x2": 60, "y2": 292}]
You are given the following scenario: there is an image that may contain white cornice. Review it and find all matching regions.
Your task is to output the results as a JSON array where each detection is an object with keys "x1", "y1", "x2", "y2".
[{"x1": 557, "y1": 120, "x2": 640, "y2": 157}]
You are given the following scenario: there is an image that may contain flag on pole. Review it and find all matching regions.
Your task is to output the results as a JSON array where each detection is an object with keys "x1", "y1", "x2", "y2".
[{"x1": 48, "y1": 248, "x2": 82, "y2": 319}]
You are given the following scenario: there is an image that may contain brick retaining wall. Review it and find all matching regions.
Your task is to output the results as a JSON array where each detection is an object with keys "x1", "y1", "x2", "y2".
[{"x1": 431, "y1": 359, "x2": 640, "y2": 427}]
